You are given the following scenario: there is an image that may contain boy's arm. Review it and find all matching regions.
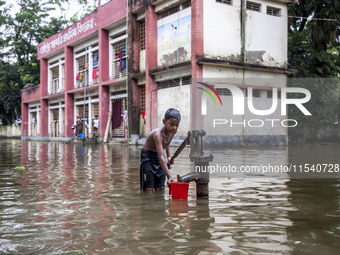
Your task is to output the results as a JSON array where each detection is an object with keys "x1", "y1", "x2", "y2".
[
  {"x1": 154, "y1": 133, "x2": 174, "y2": 184},
  {"x1": 165, "y1": 144, "x2": 171, "y2": 164}
]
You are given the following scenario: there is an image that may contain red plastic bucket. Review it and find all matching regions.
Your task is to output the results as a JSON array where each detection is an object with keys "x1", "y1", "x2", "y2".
[{"x1": 169, "y1": 182, "x2": 189, "y2": 200}]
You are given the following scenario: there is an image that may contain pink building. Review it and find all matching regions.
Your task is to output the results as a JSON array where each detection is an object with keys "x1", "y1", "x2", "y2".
[{"x1": 22, "y1": 0, "x2": 296, "y2": 145}]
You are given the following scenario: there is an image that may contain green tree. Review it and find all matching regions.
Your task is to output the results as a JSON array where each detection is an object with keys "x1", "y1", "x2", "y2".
[
  {"x1": 0, "y1": 0, "x2": 96, "y2": 125},
  {"x1": 287, "y1": 0, "x2": 340, "y2": 124},
  {"x1": 288, "y1": 0, "x2": 340, "y2": 77}
]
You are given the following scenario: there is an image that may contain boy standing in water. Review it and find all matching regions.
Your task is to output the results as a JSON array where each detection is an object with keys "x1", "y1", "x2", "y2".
[{"x1": 140, "y1": 108, "x2": 181, "y2": 192}]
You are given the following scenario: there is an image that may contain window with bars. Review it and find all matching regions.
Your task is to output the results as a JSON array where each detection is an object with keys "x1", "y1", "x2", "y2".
[
  {"x1": 267, "y1": 6, "x2": 280, "y2": 16},
  {"x1": 182, "y1": 0, "x2": 191, "y2": 9},
  {"x1": 77, "y1": 105, "x2": 89, "y2": 118},
  {"x1": 216, "y1": 0, "x2": 231, "y2": 5},
  {"x1": 246, "y1": 1, "x2": 261, "y2": 12},
  {"x1": 92, "y1": 51, "x2": 99, "y2": 84},
  {"x1": 140, "y1": 85, "x2": 145, "y2": 112},
  {"x1": 159, "y1": 5, "x2": 180, "y2": 19},
  {"x1": 76, "y1": 55, "x2": 89, "y2": 88},
  {"x1": 111, "y1": 98, "x2": 127, "y2": 138},
  {"x1": 140, "y1": 21, "x2": 145, "y2": 51},
  {"x1": 61, "y1": 64, "x2": 65, "y2": 92},
  {"x1": 216, "y1": 88, "x2": 231, "y2": 96},
  {"x1": 92, "y1": 103, "x2": 99, "y2": 117},
  {"x1": 158, "y1": 0, "x2": 191, "y2": 19},
  {"x1": 182, "y1": 76, "x2": 191, "y2": 85},
  {"x1": 112, "y1": 40, "x2": 127, "y2": 79},
  {"x1": 252, "y1": 89, "x2": 261, "y2": 98},
  {"x1": 159, "y1": 78, "x2": 180, "y2": 89},
  {"x1": 50, "y1": 109, "x2": 60, "y2": 138},
  {"x1": 50, "y1": 66, "x2": 59, "y2": 95},
  {"x1": 51, "y1": 109, "x2": 59, "y2": 121},
  {"x1": 267, "y1": 90, "x2": 272, "y2": 98},
  {"x1": 159, "y1": 76, "x2": 191, "y2": 88}
]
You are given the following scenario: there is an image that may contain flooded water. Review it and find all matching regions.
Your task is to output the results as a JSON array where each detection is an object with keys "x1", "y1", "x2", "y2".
[{"x1": 0, "y1": 139, "x2": 339, "y2": 254}]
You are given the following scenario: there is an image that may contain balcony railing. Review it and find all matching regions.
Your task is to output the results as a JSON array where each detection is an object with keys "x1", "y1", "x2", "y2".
[{"x1": 49, "y1": 78, "x2": 65, "y2": 95}]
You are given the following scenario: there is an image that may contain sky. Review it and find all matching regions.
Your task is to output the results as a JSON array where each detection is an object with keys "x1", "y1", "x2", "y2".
[{"x1": 6, "y1": 0, "x2": 87, "y2": 21}]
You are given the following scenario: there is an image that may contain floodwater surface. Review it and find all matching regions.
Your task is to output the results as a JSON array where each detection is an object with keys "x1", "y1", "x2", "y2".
[{"x1": 0, "y1": 140, "x2": 339, "y2": 254}]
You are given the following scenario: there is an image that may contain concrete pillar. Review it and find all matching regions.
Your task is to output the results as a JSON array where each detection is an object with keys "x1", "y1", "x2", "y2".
[
  {"x1": 21, "y1": 103, "x2": 29, "y2": 137},
  {"x1": 99, "y1": 29, "x2": 109, "y2": 83},
  {"x1": 40, "y1": 58, "x2": 48, "y2": 97},
  {"x1": 145, "y1": 5, "x2": 158, "y2": 134},
  {"x1": 99, "y1": 28, "x2": 110, "y2": 137},
  {"x1": 191, "y1": 0, "x2": 204, "y2": 130},
  {"x1": 40, "y1": 99, "x2": 49, "y2": 137},
  {"x1": 65, "y1": 93, "x2": 75, "y2": 137},
  {"x1": 64, "y1": 46, "x2": 75, "y2": 137},
  {"x1": 99, "y1": 85, "x2": 110, "y2": 138},
  {"x1": 128, "y1": 13, "x2": 141, "y2": 140}
]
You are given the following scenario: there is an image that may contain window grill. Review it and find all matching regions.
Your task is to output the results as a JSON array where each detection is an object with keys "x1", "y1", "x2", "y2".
[
  {"x1": 252, "y1": 89, "x2": 261, "y2": 98},
  {"x1": 111, "y1": 98, "x2": 127, "y2": 138},
  {"x1": 159, "y1": 78, "x2": 180, "y2": 89},
  {"x1": 267, "y1": 90, "x2": 272, "y2": 98},
  {"x1": 181, "y1": 0, "x2": 192, "y2": 9},
  {"x1": 51, "y1": 109, "x2": 59, "y2": 119},
  {"x1": 267, "y1": 6, "x2": 280, "y2": 17},
  {"x1": 216, "y1": 0, "x2": 231, "y2": 5},
  {"x1": 50, "y1": 109, "x2": 60, "y2": 138},
  {"x1": 216, "y1": 88, "x2": 231, "y2": 96},
  {"x1": 76, "y1": 97, "x2": 89, "y2": 102},
  {"x1": 140, "y1": 85, "x2": 145, "y2": 112},
  {"x1": 77, "y1": 105, "x2": 89, "y2": 118},
  {"x1": 61, "y1": 64, "x2": 65, "y2": 92},
  {"x1": 92, "y1": 103, "x2": 99, "y2": 117},
  {"x1": 92, "y1": 51, "x2": 99, "y2": 84},
  {"x1": 182, "y1": 76, "x2": 191, "y2": 85},
  {"x1": 112, "y1": 40, "x2": 127, "y2": 79},
  {"x1": 50, "y1": 66, "x2": 59, "y2": 95},
  {"x1": 140, "y1": 21, "x2": 145, "y2": 51},
  {"x1": 159, "y1": 5, "x2": 180, "y2": 19},
  {"x1": 246, "y1": 1, "x2": 261, "y2": 12},
  {"x1": 76, "y1": 55, "x2": 89, "y2": 88}
]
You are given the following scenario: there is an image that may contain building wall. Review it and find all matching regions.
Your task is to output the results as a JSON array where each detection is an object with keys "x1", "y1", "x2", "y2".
[
  {"x1": 157, "y1": 7, "x2": 191, "y2": 67},
  {"x1": 204, "y1": 0, "x2": 242, "y2": 62},
  {"x1": 204, "y1": 0, "x2": 288, "y2": 67},
  {"x1": 245, "y1": 0, "x2": 288, "y2": 67},
  {"x1": 22, "y1": 86, "x2": 41, "y2": 103},
  {"x1": 157, "y1": 85, "x2": 191, "y2": 136}
]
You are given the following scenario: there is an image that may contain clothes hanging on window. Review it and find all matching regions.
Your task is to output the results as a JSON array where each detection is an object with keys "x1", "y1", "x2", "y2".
[
  {"x1": 119, "y1": 51, "x2": 123, "y2": 73},
  {"x1": 76, "y1": 74, "x2": 80, "y2": 80},
  {"x1": 122, "y1": 59, "x2": 126, "y2": 70},
  {"x1": 93, "y1": 54, "x2": 98, "y2": 66},
  {"x1": 92, "y1": 69, "x2": 98, "y2": 79},
  {"x1": 112, "y1": 101, "x2": 122, "y2": 129},
  {"x1": 79, "y1": 73, "x2": 83, "y2": 82}
]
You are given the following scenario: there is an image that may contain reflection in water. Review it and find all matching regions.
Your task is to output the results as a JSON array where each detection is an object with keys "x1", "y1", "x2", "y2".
[{"x1": 0, "y1": 140, "x2": 339, "y2": 254}]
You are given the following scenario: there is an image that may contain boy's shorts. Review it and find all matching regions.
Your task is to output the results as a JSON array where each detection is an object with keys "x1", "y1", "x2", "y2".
[
  {"x1": 142, "y1": 161, "x2": 166, "y2": 189},
  {"x1": 140, "y1": 149, "x2": 165, "y2": 190},
  {"x1": 93, "y1": 127, "x2": 98, "y2": 131}
]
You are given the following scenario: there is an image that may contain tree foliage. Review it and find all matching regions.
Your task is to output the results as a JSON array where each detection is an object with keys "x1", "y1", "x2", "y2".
[
  {"x1": 0, "y1": 0, "x2": 96, "y2": 125},
  {"x1": 287, "y1": 0, "x2": 340, "y2": 124}
]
